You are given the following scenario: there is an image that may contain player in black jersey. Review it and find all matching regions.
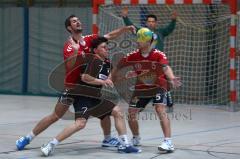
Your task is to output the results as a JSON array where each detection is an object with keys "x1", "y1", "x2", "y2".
[{"x1": 41, "y1": 37, "x2": 141, "y2": 156}]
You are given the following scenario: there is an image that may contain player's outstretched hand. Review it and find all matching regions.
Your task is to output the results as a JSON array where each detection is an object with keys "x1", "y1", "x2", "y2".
[
  {"x1": 103, "y1": 79, "x2": 114, "y2": 88},
  {"x1": 169, "y1": 77, "x2": 181, "y2": 89},
  {"x1": 126, "y1": 25, "x2": 136, "y2": 34},
  {"x1": 121, "y1": 7, "x2": 129, "y2": 17}
]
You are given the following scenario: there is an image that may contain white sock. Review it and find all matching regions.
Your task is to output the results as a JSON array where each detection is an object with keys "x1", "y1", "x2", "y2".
[
  {"x1": 133, "y1": 135, "x2": 140, "y2": 139},
  {"x1": 164, "y1": 138, "x2": 172, "y2": 144},
  {"x1": 119, "y1": 134, "x2": 130, "y2": 146},
  {"x1": 50, "y1": 138, "x2": 59, "y2": 146},
  {"x1": 104, "y1": 135, "x2": 112, "y2": 141},
  {"x1": 26, "y1": 131, "x2": 35, "y2": 142}
]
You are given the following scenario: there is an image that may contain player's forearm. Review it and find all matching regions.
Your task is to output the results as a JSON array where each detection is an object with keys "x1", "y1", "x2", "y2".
[
  {"x1": 161, "y1": 19, "x2": 176, "y2": 36},
  {"x1": 104, "y1": 26, "x2": 132, "y2": 40},
  {"x1": 163, "y1": 65, "x2": 182, "y2": 88},
  {"x1": 168, "y1": 19, "x2": 176, "y2": 32},
  {"x1": 123, "y1": 17, "x2": 140, "y2": 31},
  {"x1": 123, "y1": 16, "x2": 133, "y2": 26},
  {"x1": 163, "y1": 65, "x2": 175, "y2": 80},
  {"x1": 81, "y1": 74, "x2": 104, "y2": 86},
  {"x1": 110, "y1": 68, "x2": 119, "y2": 82}
]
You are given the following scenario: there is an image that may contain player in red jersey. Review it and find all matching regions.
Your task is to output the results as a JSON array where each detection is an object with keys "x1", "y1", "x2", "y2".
[
  {"x1": 16, "y1": 14, "x2": 135, "y2": 150},
  {"x1": 112, "y1": 28, "x2": 181, "y2": 152}
]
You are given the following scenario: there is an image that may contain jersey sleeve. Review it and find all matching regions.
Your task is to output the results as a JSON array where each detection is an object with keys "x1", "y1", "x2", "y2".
[
  {"x1": 156, "y1": 50, "x2": 169, "y2": 66},
  {"x1": 122, "y1": 16, "x2": 140, "y2": 31},
  {"x1": 82, "y1": 34, "x2": 99, "y2": 53},
  {"x1": 85, "y1": 34, "x2": 98, "y2": 45},
  {"x1": 84, "y1": 34, "x2": 98, "y2": 42},
  {"x1": 158, "y1": 19, "x2": 176, "y2": 37}
]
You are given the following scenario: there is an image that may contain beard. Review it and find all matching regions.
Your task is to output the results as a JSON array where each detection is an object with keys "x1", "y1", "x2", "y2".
[{"x1": 74, "y1": 28, "x2": 83, "y2": 34}]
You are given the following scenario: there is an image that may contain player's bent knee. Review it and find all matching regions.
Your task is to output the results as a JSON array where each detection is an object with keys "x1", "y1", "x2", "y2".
[
  {"x1": 53, "y1": 105, "x2": 69, "y2": 119},
  {"x1": 155, "y1": 106, "x2": 169, "y2": 120},
  {"x1": 75, "y1": 118, "x2": 87, "y2": 130},
  {"x1": 112, "y1": 105, "x2": 121, "y2": 112},
  {"x1": 51, "y1": 113, "x2": 61, "y2": 122},
  {"x1": 112, "y1": 107, "x2": 124, "y2": 119},
  {"x1": 128, "y1": 109, "x2": 139, "y2": 120},
  {"x1": 128, "y1": 108, "x2": 139, "y2": 115},
  {"x1": 155, "y1": 104, "x2": 166, "y2": 114}
]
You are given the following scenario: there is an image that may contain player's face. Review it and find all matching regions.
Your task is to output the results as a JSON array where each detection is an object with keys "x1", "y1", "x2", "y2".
[
  {"x1": 69, "y1": 17, "x2": 82, "y2": 33},
  {"x1": 95, "y1": 42, "x2": 109, "y2": 59},
  {"x1": 137, "y1": 41, "x2": 151, "y2": 50},
  {"x1": 146, "y1": 17, "x2": 157, "y2": 30}
]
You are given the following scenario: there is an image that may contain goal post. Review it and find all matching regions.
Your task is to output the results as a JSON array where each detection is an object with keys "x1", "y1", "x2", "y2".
[
  {"x1": 92, "y1": 0, "x2": 238, "y2": 110},
  {"x1": 237, "y1": 10, "x2": 240, "y2": 110}
]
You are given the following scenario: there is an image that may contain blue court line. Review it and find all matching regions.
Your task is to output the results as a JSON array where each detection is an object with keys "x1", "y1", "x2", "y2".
[{"x1": 143, "y1": 125, "x2": 240, "y2": 141}]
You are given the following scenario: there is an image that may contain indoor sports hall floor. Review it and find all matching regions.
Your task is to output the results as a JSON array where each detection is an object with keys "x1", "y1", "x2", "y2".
[{"x1": 0, "y1": 95, "x2": 239, "y2": 159}]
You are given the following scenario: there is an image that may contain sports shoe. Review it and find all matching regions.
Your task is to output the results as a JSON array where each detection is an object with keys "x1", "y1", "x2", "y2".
[
  {"x1": 16, "y1": 136, "x2": 30, "y2": 150},
  {"x1": 102, "y1": 137, "x2": 121, "y2": 147},
  {"x1": 118, "y1": 145, "x2": 142, "y2": 153},
  {"x1": 158, "y1": 140, "x2": 174, "y2": 152},
  {"x1": 41, "y1": 143, "x2": 55, "y2": 156},
  {"x1": 131, "y1": 137, "x2": 141, "y2": 146}
]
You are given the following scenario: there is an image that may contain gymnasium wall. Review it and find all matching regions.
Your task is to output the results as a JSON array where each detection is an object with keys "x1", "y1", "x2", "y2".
[{"x1": 0, "y1": 7, "x2": 92, "y2": 95}]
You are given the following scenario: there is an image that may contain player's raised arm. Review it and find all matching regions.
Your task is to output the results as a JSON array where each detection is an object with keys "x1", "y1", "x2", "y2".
[
  {"x1": 104, "y1": 25, "x2": 136, "y2": 40},
  {"x1": 160, "y1": 11, "x2": 177, "y2": 36},
  {"x1": 121, "y1": 7, "x2": 131, "y2": 26},
  {"x1": 121, "y1": 6, "x2": 129, "y2": 18},
  {"x1": 121, "y1": 7, "x2": 139, "y2": 31}
]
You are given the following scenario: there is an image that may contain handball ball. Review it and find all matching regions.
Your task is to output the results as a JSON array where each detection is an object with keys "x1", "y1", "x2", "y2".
[{"x1": 137, "y1": 27, "x2": 153, "y2": 43}]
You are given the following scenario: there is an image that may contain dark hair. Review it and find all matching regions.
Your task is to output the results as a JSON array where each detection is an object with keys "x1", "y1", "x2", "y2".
[
  {"x1": 146, "y1": 14, "x2": 157, "y2": 21},
  {"x1": 65, "y1": 14, "x2": 76, "y2": 33},
  {"x1": 91, "y1": 37, "x2": 108, "y2": 53}
]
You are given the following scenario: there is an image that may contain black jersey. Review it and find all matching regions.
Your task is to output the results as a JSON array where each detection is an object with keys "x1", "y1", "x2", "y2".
[{"x1": 79, "y1": 57, "x2": 111, "y2": 89}]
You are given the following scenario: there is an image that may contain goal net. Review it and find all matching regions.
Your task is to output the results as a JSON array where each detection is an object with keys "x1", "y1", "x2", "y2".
[{"x1": 96, "y1": 1, "x2": 233, "y2": 106}]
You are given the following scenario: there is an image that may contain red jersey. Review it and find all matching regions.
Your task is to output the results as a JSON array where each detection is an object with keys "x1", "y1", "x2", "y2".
[
  {"x1": 119, "y1": 49, "x2": 169, "y2": 90},
  {"x1": 63, "y1": 34, "x2": 98, "y2": 87}
]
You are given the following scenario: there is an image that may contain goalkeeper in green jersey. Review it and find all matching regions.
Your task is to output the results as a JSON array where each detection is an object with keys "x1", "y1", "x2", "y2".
[{"x1": 121, "y1": 7, "x2": 177, "y2": 51}]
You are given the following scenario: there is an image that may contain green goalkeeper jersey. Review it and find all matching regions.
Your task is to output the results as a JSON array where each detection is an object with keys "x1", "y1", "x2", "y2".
[{"x1": 122, "y1": 16, "x2": 176, "y2": 51}]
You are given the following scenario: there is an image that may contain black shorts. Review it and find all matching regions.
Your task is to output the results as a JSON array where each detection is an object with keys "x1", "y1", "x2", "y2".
[
  {"x1": 129, "y1": 90, "x2": 167, "y2": 110},
  {"x1": 73, "y1": 96, "x2": 115, "y2": 120},
  {"x1": 58, "y1": 89, "x2": 114, "y2": 120},
  {"x1": 58, "y1": 89, "x2": 79, "y2": 106}
]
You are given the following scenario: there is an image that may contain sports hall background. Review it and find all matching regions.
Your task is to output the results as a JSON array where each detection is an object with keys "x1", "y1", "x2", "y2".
[{"x1": 0, "y1": 0, "x2": 240, "y2": 106}]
